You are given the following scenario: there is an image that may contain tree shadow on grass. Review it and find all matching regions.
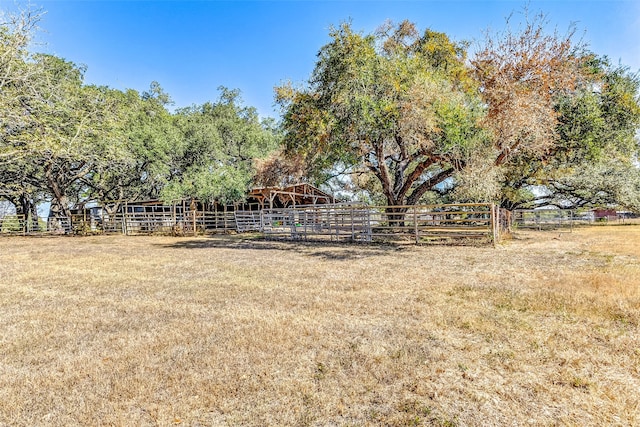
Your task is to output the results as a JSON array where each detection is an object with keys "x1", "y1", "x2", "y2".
[{"x1": 155, "y1": 234, "x2": 405, "y2": 261}]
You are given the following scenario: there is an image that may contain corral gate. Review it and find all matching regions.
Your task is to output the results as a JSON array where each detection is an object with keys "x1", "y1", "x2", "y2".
[
  {"x1": 258, "y1": 204, "x2": 372, "y2": 242},
  {"x1": 237, "y1": 203, "x2": 503, "y2": 243}
]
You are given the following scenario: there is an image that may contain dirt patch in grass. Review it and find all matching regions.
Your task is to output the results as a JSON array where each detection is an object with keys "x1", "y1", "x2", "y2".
[{"x1": 0, "y1": 226, "x2": 638, "y2": 426}]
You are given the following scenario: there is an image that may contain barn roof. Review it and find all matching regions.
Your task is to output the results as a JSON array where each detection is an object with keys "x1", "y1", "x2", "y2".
[
  {"x1": 99, "y1": 184, "x2": 334, "y2": 210},
  {"x1": 248, "y1": 183, "x2": 334, "y2": 208}
]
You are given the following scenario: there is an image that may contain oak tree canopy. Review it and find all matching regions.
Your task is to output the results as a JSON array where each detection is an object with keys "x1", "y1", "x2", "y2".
[
  {"x1": 1, "y1": 6, "x2": 639, "y2": 221},
  {"x1": 277, "y1": 16, "x2": 640, "y2": 210}
]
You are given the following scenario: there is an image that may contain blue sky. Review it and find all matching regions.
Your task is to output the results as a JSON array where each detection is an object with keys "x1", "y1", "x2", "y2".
[{"x1": 7, "y1": 0, "x2": 640, "y2": 118}]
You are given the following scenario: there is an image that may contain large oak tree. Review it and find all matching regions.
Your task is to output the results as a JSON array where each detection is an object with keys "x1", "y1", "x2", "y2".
[
  {"x1": 0, "y1": 8, "x2": 45, "y2": 225},
  {"x1": 162, "y1": 87, "x2": 280, "y2": 205},
  {"x1": 278, "y1": 15, "x2": 638, "y2": 211},
  {"x1": 496, "y1": 57, "x2": 640, "y2": 210},
  {"x1": 276, "y1": 21, "x2": 487, "y2": 209},
  {"x1": 1, "y1": 6, "x2": 280, "y2": 221}
]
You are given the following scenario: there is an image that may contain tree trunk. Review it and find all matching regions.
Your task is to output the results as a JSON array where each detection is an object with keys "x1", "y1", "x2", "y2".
[
  {"x1": 13, "y1": 193, "x2": 37, "y2": 233},
  {"x1": 385, "y1": 203, "x2": 407, "y2": 229},
  {"x1": 29, "y1": 198, "x2": 39, "y2": 232},
  {"x1": 44, "y1": 163, "x2": 72, "y2": 220},
  {"x1": 14, "y1": 195, "x2": 26, "y2": 232}
]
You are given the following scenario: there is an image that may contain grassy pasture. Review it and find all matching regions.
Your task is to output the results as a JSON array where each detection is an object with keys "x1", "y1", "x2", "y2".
[{"x1": 0, "y1": 226, "x2": 638, "y2": 426}]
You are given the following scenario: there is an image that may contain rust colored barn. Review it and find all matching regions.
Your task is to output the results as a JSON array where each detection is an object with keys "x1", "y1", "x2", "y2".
[{"x1": 593, "y1": 208, "x2": 618, "y2": 221}]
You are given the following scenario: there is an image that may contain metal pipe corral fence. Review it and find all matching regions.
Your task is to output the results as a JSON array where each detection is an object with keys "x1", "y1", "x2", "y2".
[{"x1": 1, "y1": 202, "x2": 514, "y2": 245}]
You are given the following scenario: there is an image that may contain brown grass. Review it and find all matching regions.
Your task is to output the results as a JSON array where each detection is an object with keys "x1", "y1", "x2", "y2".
[{"x1": 0, "y1": 225, "x2": 639, "y2": 426}]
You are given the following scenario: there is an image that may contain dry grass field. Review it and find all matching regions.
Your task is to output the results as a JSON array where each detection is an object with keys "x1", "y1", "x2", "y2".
[{"x1": 0, "y1": 225, "x2": 639, "y2": 426}]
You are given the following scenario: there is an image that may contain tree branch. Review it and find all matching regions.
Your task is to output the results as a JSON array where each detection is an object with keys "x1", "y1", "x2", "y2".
[{"x1": 407, "y1": 167, "x2": 455, "y2": 205}]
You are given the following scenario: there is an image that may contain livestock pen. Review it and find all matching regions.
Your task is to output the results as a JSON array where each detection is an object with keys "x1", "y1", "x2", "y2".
[
  {"x1": 256, "y1": 203, "x2": 509, "y2": 244},
  {"x1": 1, "y1": 202, "x2": 510, "y2": 244}
]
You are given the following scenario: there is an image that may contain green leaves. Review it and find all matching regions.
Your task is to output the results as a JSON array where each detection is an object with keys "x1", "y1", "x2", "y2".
[
  {"x1": 278, "y1": 21, "x2": 484, "y2": 205},
  {"x1": 0, "y1": 6, "x2": 279, "y2": 215},
  {"x1": 161, "y1": 87, "x2": 279, "y2": 204},
  {"x1": 0, "y1": 6, "x2": 280, "y2": 214},
  {"x1": 501, "y1": 56, "x2": 640, "y2": 209},
  {"x1": 3, "y1": 6, "x2": 638, "y2": 214},
  {"x1": 163, "y1": 164, "x2": 251, "y2": 204}
]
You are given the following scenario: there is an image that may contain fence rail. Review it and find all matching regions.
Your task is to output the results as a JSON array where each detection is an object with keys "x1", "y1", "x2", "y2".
[
  {"x1": 1, "y1": 202, "x2": 510, "y2": 244},
  {"x1": 0, "y1": 215, "x2": 72, "y2": 235},
  {"x1": 258, "y1": 203, "x2": 505, "y2": 243},
  {"x1": 511, "y1": 209, "x2": 589, "y2": 230}
]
